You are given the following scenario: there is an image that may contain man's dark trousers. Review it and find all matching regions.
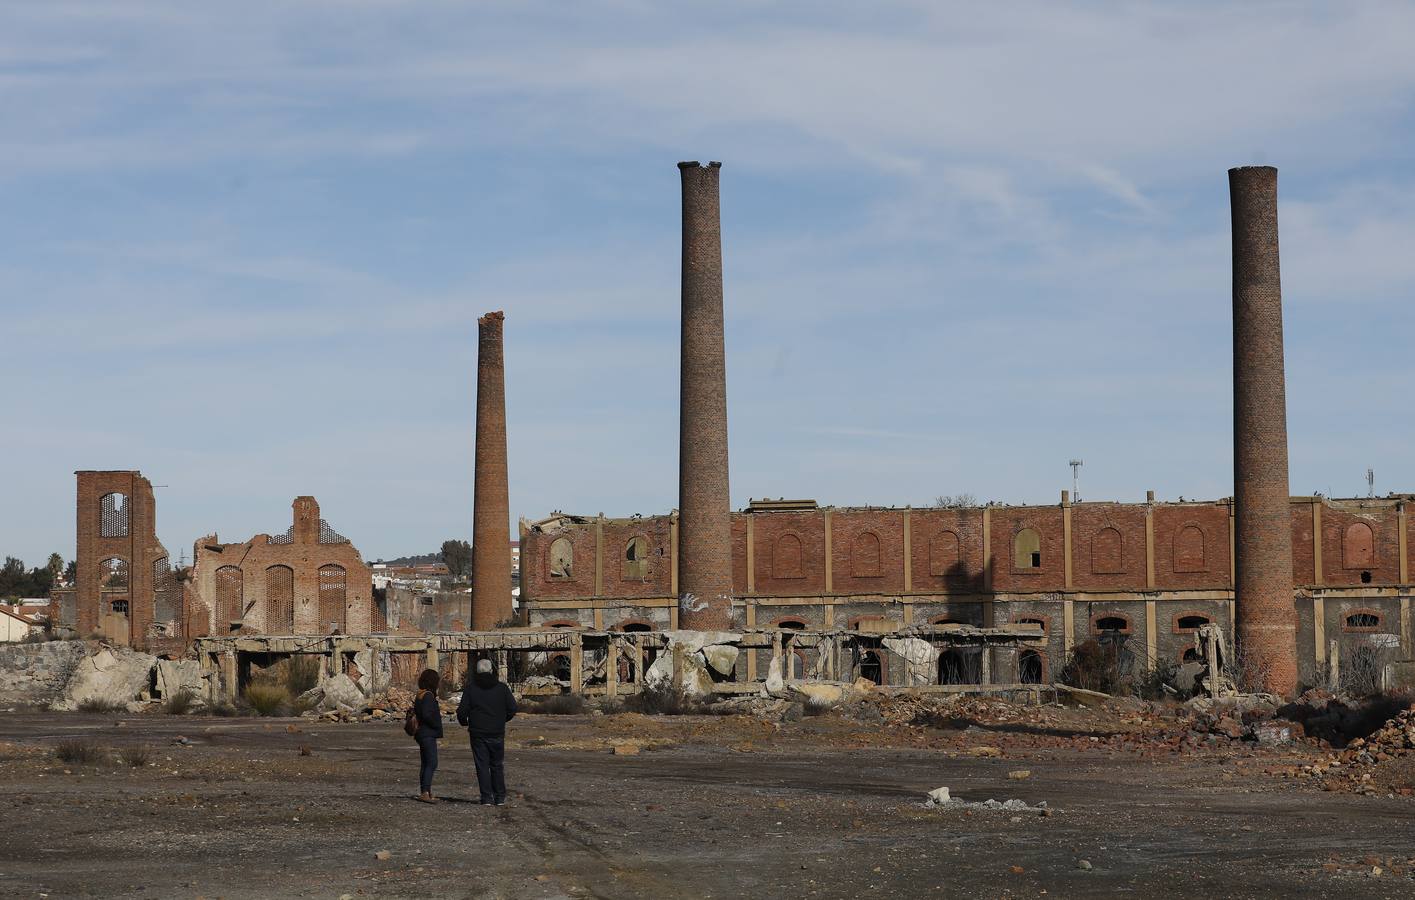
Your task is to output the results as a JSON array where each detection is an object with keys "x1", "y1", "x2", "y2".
[{"x1": 472, "y1": 735, "x2": 506, "y2": 803}]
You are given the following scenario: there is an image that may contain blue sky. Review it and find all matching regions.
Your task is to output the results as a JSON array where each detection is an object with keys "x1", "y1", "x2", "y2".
[{"x1": 3, "y1": 1, "x2": 1414, "y2": 565}]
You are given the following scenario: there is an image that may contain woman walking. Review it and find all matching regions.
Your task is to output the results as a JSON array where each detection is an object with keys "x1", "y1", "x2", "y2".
[{"x1": 412, "y1": 668, "x2": 444, "y2": 803}]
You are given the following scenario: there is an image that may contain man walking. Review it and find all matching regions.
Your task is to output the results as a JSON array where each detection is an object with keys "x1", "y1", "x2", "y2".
[{"x1": 456, "y1": 657, "x2": 517, "y2": 805}]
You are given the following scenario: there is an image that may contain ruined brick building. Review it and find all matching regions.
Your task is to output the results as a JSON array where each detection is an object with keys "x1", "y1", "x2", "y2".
[
  {"x1": 519, "y1": 494, "x2": 1411, "y2": 684},
  {"x1": 60, "y1": 477, "x2": 376, "y2": 651},
  {"x1": 185, "y1": 496, "x2": 375, "y2": 638}
]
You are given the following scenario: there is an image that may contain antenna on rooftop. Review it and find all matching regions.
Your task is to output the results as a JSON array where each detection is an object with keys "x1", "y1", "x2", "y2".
[
  {"x1": 1068, "y1": 459, "x2": 1084, "y2": 502},
  {"x1": 1367, "y1": 467, "x2": 1375, "y2": 498}
]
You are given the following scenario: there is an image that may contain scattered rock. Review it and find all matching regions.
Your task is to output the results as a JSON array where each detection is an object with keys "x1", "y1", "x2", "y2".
[
  {"x1": 374, "y1": 850, "x2": 391, "y2": 861},
  {"x1": 1077, "y1": 859, "x2": 1092, "y2": 871},
  {"x1": 1007, "y1": 770, "x2": 1031, "y2": 780}
]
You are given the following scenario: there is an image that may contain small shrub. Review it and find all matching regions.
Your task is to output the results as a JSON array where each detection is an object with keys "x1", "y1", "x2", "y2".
[
  {"x1": 119, "y1": 745, "x2": 150, "y2": 767},
  {"x1": 623, "y1": 684, "x2": 713, "y2": 716},
  {"x1": 1058, "y1": 640, "x2": 1123, "y2": 695},
  {"x1": 531, "y1": 694, "x2": 587, "y2": 715},
  {"x1": 286, "y1": 655, "x2": 321, "y2": 696},
  {"x1": 244, "y1": 682, "x2": 291, "y2": 717},
  {"x1": 162, "y1": 689, "x2": 196, "y2": 716},
  {"x1": 207, "y1": 699, "x2": 239, "y2": 717},
  {"x1": 55, "y1": 739, "x2": 105, "y2": 765},
  {"x1": 77, "y1": 697, "x2": 128, "y2": 714}
]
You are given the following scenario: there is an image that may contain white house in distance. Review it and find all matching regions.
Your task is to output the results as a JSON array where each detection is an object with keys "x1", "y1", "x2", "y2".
[{"x1": 0, "y1": 606, "x2": 43, "y2": 642}]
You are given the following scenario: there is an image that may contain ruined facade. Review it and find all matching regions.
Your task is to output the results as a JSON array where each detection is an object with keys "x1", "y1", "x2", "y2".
[
  {"x1": 72, "y1": 470, "x2": 177, "y2": 652},
  {"x1": 520, "y1": 493, "x2": 1412, "y2": 686},
  {"x1": 1230, "y1": 166, "x2": 1299, "y2": 694},
  {"x1": 186, "y1": 496, "x2": 375, "y2": 637},
  {"x1": 676, "y1": 161, "x2": 734, "y2": 630}
]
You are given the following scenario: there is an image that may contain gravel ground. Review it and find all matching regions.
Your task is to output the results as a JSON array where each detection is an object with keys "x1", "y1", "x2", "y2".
[{"x1": 2, "y1": 710, "x2": 1414, "y2": 898}]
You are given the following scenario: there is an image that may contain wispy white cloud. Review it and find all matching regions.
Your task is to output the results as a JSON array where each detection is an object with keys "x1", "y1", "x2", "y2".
[{"x1": 1, "y1": 1, "x2": 1413, "y2": 565}]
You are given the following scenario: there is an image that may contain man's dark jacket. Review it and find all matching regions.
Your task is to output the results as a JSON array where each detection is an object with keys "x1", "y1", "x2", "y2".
[{"x1": 456, "y1": 672, "x2": 517, "y2": 738}]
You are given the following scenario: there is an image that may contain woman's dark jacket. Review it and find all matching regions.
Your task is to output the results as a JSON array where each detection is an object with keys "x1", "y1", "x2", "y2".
[{"x1": 415, "y1": 689, "x2": 443, "y2": 739}]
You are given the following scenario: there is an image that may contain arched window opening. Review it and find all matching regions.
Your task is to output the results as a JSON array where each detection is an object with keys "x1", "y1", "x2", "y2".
[
  {"x1": 938, "y1": 649, "x2": 980, "y2": 685},
  {"x1": 152, "y1": 556, "x2": 178, "y2": 624},
  {"x1": 100, "y1": 557, "x2": 128, "y2": 589},
  {"x1": 1015, "y1": 616, "x2": 1046, "y2": 632},
  {"x1": 1346, "y1": 612, "x2": 1381, "y2": 630},
  {"x1": 1013, "y1": 529, "x2": 1041, "y2": 569},
  {"x1": 319, "y1": 564, "x2": 347, "y2": 633},
  {"x1": 773, "y1": 534, "x2": 803, "y2": 579},
  {"x1": 1177, "y1": 614, "x2": 1210, "y2": 631},
  {"x1": 1090, "y1": 527, "x2": 1124, "y2": 574},
  {"x1": 1182, "y1": 646, "x2": 1201, "y2": 662},
  {"x1": 852, "y1": 531, "x2": 882, "y2": 577},
  {"x1": 1095, "y1": 615, "x2": 1128, "y2": 633},
  {"x1": 548, "y1": 538, "x2": 574, "y2": 580},
  {"x1": 99, "y1": 493, "x2": 130, "y2": 538},
  {"x1": 265, "y1": 565, "x2": 294, "y2": 634},
  {"x1": 1018, "y1": 650, "x2": 1043, "y2": 684},
  {"x1": 1344, "y1": 522, "x2": 1375, "y2": 569},
  {"x1": 216, "y1": 566, "x2": 244, "y2": 631},
  {"x1": 621, "y1": 622, "x2": 653, "y2": 632},
  {"x1": 622, "y1": 536, "x2": 650, "y2": 580},
  {"x1": 860, "y1": 650, "x2": 883, "y2": 685},
  {"x1": 775, "y1": 619, "x2": 806, "y2": 631},
  {"x1": 929, "y1": 531, "x2": 961, "y2": 578},
  {"x1": 1174, "y1": 525, "x2": 1206, "y2": 572}
]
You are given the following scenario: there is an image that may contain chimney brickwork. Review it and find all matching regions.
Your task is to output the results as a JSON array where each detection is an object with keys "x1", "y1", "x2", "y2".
[
  {"x1": 472, "y1": 311, "x2": 514, "y2": 629},
  {"x1": 1229, "y1": 165, "x2": 1299, "y2": 696},
  {"x1": 677, "y1": 162, "x2": 734, "y2": 630}
]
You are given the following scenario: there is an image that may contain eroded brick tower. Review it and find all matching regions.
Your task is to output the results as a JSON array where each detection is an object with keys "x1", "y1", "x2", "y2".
[
  {"x1": 1229, "y1": 165, "x2": 1298, "y2": 695},
  {"x1": 472, "y1": 311, "x2": 513, "y2": 629},
  {"x1": 677, "y1": 161, "x2": 733, "y2": 630}
]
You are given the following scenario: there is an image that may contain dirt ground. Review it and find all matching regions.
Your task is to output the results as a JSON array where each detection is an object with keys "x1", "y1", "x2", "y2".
[{"x1": 3, "y1": 707, "x2": 1415, "y2": 899}]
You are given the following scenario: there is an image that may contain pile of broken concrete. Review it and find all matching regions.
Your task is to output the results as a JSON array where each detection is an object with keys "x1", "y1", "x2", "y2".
[{"x1": 34, "y1": 645, "x2": 208, "y2": 713}]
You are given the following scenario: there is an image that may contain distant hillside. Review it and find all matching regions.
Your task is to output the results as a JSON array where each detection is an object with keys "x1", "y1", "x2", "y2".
[{"x1": 374, "y1": 551, "x2": 441, "y2": 566}]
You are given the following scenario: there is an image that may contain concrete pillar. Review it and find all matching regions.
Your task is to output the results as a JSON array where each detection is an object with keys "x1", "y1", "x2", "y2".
[
  {"x1": 676, "y1": 161, "x2": 733, "y2": 630},
  {"x1": 1229, "y1": 166, "x2": 1299, "y2": 696},
  {"x1": 472, "y1": 311, "x2": 513, "y2": 630}
]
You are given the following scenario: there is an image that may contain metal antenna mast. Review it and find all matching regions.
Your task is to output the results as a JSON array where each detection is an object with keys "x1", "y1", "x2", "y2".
[{"x1": 1069, "y1": 459, "x2": 1084, "y2": 502}]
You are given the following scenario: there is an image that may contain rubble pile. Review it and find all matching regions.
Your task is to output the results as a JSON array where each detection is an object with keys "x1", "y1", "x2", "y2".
[{"x1": 1289, "y1": 703, "x2": 1415, "y2": 794}]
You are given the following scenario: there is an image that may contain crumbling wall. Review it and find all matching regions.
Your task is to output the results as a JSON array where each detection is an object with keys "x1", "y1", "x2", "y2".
[{"x1": 188, "y1": 497, "x2": 373, "y2": 637}]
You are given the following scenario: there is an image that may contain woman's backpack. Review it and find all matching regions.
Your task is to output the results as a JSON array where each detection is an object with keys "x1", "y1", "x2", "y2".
[{"x1": 404, "y1": 689, "x2": 424, "y2": 737}]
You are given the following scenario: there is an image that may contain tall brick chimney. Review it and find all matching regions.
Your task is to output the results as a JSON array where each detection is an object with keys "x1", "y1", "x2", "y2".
[
  {"x1": 1229, "y1": 165, "x2": 1298, "y2": 696},
  {"x1": 676, "y1": 161, "x2": 733, "y2": 631},
  {"x1": 472, "y1": 310, "x2": 513, "y2": 629}
]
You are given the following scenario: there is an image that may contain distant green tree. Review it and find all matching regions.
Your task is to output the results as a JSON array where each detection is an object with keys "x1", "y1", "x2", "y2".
[
  {"x1": 64, "y1": 560, "x2": 77, "y2": 583},
  {"x1": 441, "y1": 540, "x2": 473, "y2": 580},
  {"x1": 47, "y1": 553, "x2": 64, "y2": 578},
  {"x1": 0, "y1": 557, "x2": 25, "y2": 598}
]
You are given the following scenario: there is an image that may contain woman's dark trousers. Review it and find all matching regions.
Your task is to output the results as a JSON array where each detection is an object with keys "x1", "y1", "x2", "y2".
[{"x1": 417, "y1": 734, "x2": 438, "y2": 794}]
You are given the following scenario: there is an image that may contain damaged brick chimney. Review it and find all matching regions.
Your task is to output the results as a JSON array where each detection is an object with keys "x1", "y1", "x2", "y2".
[
  {"x1": 1229, "y1": 165, "x2": 1298, "y2": 696},
  {"x1": 472, "y1": 310, "x2": 513, "y2": 629},
  {"x1": 677, "y1": 161, "x2": 733, "y2": 630}
]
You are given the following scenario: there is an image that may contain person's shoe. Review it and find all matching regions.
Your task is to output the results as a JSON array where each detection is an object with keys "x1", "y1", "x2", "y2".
[
  {"x1": 417, "y1": 792, "x2": 437, "y2": 804},
  {"x1": 479, "y1": 798, "x2": 493, "y2": 805},
  {"x1": 494, "y1": 797, "x2": 507, "y2": 806}
]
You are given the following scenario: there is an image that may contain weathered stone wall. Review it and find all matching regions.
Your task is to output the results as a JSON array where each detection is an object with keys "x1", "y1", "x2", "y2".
[{"x1": 0, "y1": 640, "x2": 90, "y2": 703}]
